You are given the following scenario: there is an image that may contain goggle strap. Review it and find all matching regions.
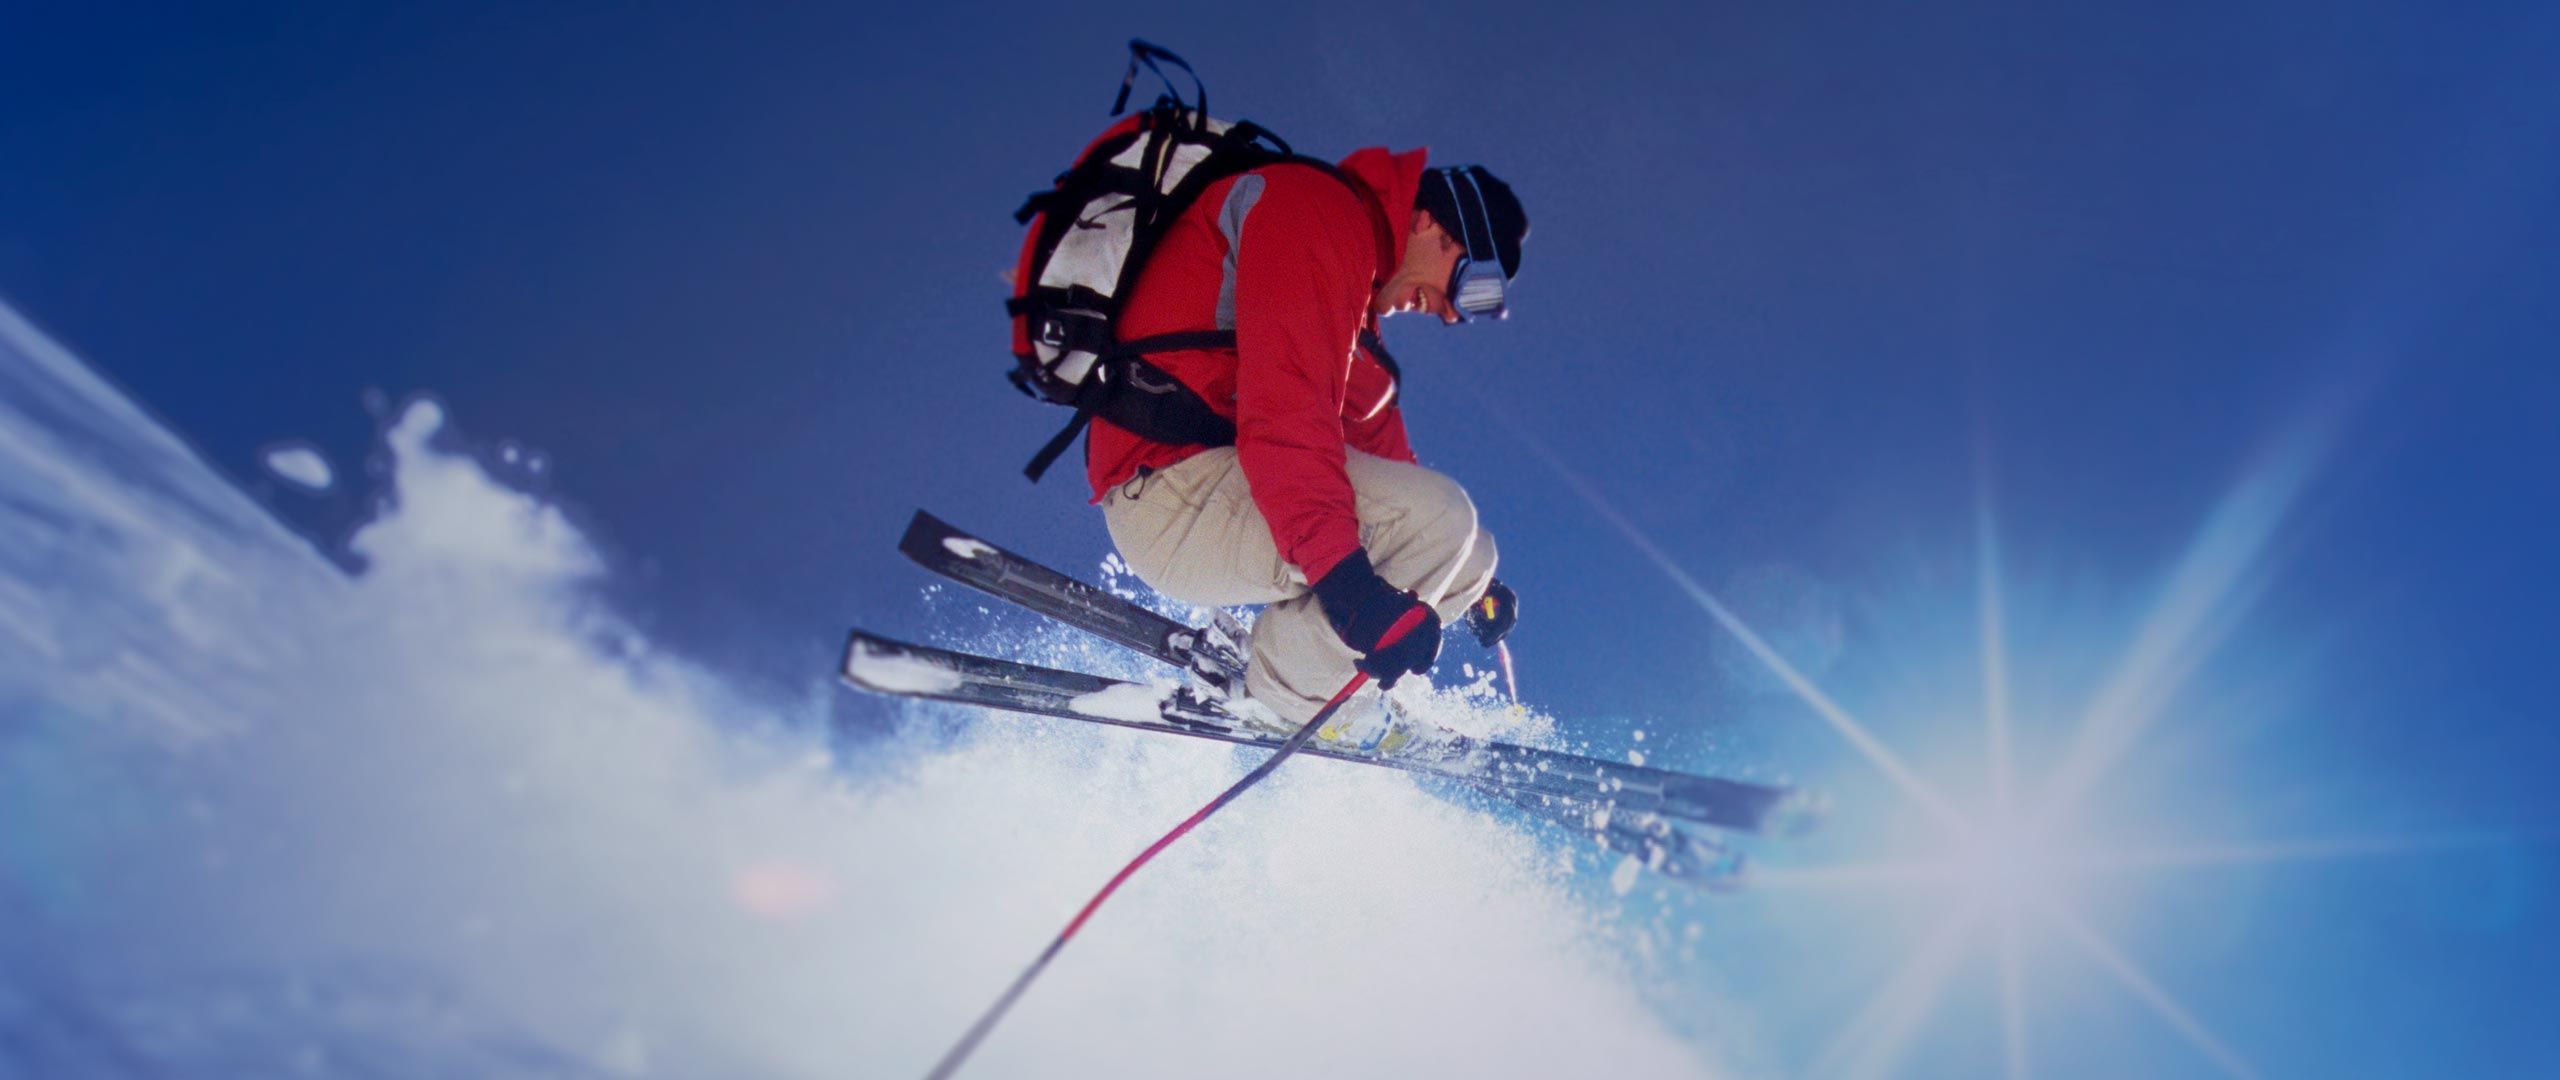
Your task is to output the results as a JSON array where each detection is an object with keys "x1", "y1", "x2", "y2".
[{"x1": 1439, "y1": 169, "x2": 1498, "y2": 267}]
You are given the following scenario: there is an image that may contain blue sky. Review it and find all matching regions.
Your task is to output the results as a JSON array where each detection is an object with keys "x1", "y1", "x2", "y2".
[{"x1": 6, "y1": 3, "x2": 2557, "y2": 1076}]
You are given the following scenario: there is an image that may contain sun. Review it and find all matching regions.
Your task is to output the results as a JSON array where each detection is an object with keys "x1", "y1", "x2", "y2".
[
  {"x1": 1957, "y1": 812, "x2": 2058, "y2": 916},
  {"x1": 1497, "y1": 381, "x2": 2504, "y2": 1079}
]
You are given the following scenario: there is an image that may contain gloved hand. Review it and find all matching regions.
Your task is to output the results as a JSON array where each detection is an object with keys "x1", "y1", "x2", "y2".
[
  {"x1": 1466, "y1": 578, "x2": 1519, "y2": 648},
  {"x1": 1310, "y1": 550, "x2": 1442, "y2": 689}
]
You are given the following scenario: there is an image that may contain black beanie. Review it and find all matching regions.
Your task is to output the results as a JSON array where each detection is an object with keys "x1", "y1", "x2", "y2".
[{"x1": 1415, "y1": 165, "x2": 1528, "y2": 279}]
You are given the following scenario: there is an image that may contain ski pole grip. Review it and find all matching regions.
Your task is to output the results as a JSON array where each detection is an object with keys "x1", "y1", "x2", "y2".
[{"x1": 1375, "y1": 605, "x2": 1430, "y2": 651}]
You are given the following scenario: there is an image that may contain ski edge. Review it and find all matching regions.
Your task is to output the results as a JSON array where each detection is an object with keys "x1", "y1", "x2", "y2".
[
  {"x1": 900, "y1": 509, "x2": 1194, "y2": 669},
  {"x1": 839, "y1": 629, "x2": 1823, "y2": 838}
]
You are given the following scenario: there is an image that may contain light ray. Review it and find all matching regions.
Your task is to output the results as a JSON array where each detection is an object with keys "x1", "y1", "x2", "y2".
[
  {"x1": 1473, "y1": 395, "x2": 1970, "y2": 834},
  {"x1": 1812, "y1": 907, "x2": 1982, "y2": 1080},
  {"x1": 1749, "y1": 860, "x2": 1963, "y2": 894},
  {"x1": 1997, "y1": 920, "x2": 2029, "y2": 1080},
  {"x1": 2045, "y1": 906, "x2": 2259, "y2": 1080},
  {"x1": 2067, "y1": 830, "x2": 2531, "y2": 874},
  {"x1": 1974, "y1": 432, "x2": 2016, "y2": 813},
  {"x1": 2037, "y1": 394, "x2": 2351, "y2": 823},
  {"x1": 1977, "y1": 441, "x2": 2031, "y2": 1080}
]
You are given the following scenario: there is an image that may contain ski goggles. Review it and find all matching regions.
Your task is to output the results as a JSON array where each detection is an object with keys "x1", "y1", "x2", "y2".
[{"x1": 1436, "y1": 168, "x2": 1510, "y2": 322}]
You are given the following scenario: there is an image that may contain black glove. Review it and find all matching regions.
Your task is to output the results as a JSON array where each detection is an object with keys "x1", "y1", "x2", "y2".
[
  {"x1": 1467, "y1": 578, "x2": 1519, "y2": 648},
  {"x1": 1310, "y1": 550, "x2": 1442, "y2": 689}
]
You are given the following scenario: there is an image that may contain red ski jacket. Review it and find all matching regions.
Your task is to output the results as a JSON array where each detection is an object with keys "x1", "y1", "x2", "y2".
[{"x1": 1087, "y1": 145, "x2": 1430, "y2": 583}]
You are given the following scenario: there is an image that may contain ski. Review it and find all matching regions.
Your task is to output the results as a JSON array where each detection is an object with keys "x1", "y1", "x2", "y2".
[
  {"x1": 1493, "y1": 789, "x2": 1750, "y2": 892},
  {"x1": 842, "y1": 629, "x2": 1820, "y2": 837},
  {"x1": 901, "y1": 510, "x2": 1248, "y2": 691}
]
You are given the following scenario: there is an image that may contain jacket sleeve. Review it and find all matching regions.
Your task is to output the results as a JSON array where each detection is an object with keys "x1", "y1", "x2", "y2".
[
  {"x1": 1228, "y1": 166, "x2": 1378, "y2": 583},
  {"x1": 1345, "y1": 399, "x2": 1419, "y2": 465}
]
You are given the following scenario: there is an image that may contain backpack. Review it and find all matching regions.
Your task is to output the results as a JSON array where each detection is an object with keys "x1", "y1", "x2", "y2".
[{"x1": 1006, "y1": 41, "x2": 1386, "y2": 482}]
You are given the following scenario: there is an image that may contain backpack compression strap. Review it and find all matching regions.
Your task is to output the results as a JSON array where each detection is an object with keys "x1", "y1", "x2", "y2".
[{"x1": 1022, "y1": 329, "x2": 1400, "y2": 482}]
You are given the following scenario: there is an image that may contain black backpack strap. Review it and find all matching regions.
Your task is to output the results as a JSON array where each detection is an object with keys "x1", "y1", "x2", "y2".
[
  {"x1": 1021, "y1": 324, "x2": 1408, "y2": 482},
  {"x1": 1117, "y1": 40, "x2": 1207, "y2": 117},
  {"x1": 1101, "y1": 351, "x2": 1237, "y2": 449},
  {"x1": 1024, "y1": 408, "x2": 1098, "y2": 482},
  {"x1": 1022, "y1": 332, "x2": 1241, "y2": 482},
  {"x1": 1114, "y1": 329, "x2": 1236, "y2": 356}
]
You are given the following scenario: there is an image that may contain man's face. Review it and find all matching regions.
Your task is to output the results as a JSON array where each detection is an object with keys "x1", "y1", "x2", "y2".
[{"x1": 1370, "y1": 216, "x2": 1469, "y2": 324}]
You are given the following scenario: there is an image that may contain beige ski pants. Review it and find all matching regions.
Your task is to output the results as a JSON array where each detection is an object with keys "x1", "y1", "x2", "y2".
[{"x1": 1101, "y1": 447, "x2": 1499, "y2": 726}]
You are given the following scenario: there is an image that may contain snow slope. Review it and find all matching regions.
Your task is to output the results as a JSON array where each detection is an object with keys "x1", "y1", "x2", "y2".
[{"x1": 0, "y1": 298, "x2": 1724, "y2": 1078}]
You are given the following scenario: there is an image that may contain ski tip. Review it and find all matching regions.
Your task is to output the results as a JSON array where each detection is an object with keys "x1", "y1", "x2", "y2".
[
  {"x1": 899, "y1": 509, "x2": 958, "y2": 560},
  {"x1": 1635, "y1": 828, "x2": 1751, "y2": 895},
  {"x1": 839, "y1": 631, "x2": 966, "y2": 696},
  {"x1": 1696, "y1": 849, "x2": 1752, "y2": 894},
  {"x1": 1758, "y1": 787, "x2": 1831, "y2": 838},
  {"x1": 900, "y1": 509, "x2": 1010, "y2": 568}
]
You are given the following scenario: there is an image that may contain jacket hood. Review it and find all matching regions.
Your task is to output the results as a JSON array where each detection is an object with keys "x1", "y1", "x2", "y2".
[{"x1": 1335, "y1": 146, "x2": 1430, "y2": 272}]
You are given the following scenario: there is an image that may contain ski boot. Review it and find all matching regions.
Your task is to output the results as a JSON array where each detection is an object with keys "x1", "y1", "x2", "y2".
[{"x1": 1314, "y1": 686, "x2": 1454, "y2": 757}]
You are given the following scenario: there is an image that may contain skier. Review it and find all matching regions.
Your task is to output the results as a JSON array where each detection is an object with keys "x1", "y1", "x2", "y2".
[{"x1": 1087, "y1": 148, "x2": 1529, "y2": 739}]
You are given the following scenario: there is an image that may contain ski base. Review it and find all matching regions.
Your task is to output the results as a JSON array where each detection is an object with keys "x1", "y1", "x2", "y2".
[{"x1": 843, "y1": 630, "x2": 1820, "y2": 841}]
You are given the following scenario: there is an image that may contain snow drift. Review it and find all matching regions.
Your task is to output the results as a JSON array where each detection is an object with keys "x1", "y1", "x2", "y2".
[{"x1": 0, "y1": 299, "x2": 1722, "y2": 1078}]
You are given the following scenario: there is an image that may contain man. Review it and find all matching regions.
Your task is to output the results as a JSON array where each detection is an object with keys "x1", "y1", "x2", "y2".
[{"x1": 1087, "y1": 145, "x2": 1528, "y2": 740}]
